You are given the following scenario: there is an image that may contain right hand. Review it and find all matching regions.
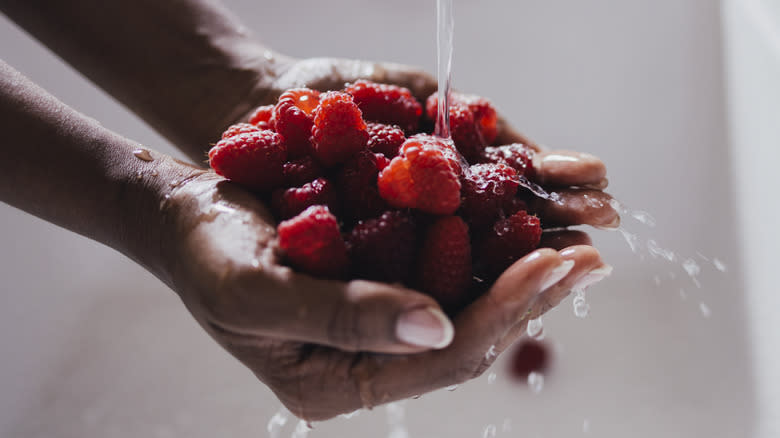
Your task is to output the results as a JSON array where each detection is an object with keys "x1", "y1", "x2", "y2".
[{"x1": 153, "y1": 163, "x2": 608, "y2": 421}]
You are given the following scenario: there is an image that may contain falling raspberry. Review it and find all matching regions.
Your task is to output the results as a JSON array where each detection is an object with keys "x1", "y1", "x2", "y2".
[{"x1": 509, "y1": 339, "x2": 551, "y2": 381}]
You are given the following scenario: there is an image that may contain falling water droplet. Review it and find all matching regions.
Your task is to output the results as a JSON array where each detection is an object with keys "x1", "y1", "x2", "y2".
[
  {"x1": 482, "y1": 424, "x2": 497, "y2": 438},
  {"x1": 501, "y1": 418, "x2": 512, "y2": 432},
  {"x1": 618, "y1": 228, "x2": 641, "y2": 253},
  {"x1": 487, "y1": 372, "x2": 497, "y2": 384},
  {"x1": 133, "y1": 148, "x2": 154, "y2": 162},
  {"x1": 682, "y1": 258, "x2": 702, "y2": 288},
  {"x1": 484, "y1": 344, "x2": 497, "y2": 360},
  {"x1": 713, "y1": 258, "x2": 727, "y2": 272},
  {"x1": 699, "y1": 302, "x2": 711, "y2": 318},
  {"x1": 267, "y1": 407, "x2": 289, "y2": 438},
  {"x1": 583, "y1": 418, "x2": 591, "y2": 434},
  {"x1": 573, "y1": 290, "x2": 590, "y2": 318},
  {"x1": 647, "y1": 239, "x2": 676, "y2": 262},
  {"x1": 631, "y1": 210, "x2": 657, "y2": 227},
  {"x1": 526, "y1": 317, "x2": 544, "y2": 339},
  {"x1": 528, "y1": 371, "x2": 544, "y2": 394},
  {"x1": 290, "y1": 420, "x2": 312, "y2": 438}
]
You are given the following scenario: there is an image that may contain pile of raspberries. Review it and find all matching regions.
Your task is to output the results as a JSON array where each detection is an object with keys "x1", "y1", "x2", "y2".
[{"x1": 208, "y1": 80, "x2": 542, "y2": 312}]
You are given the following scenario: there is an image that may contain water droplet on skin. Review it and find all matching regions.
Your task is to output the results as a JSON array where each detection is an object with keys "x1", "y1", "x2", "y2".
[
  {"x1": 135, "y1": 171, "x2": 143, "y2": 179},
  {"x1": 699, "y1": 302, "x2": 712, "y2": 318},
  {"x1": 487, "y1": 372, "x2": 497, "y2": 384},
  {"x1": 150, "y1": 170, "x2": 158, "y2": 177},
  {"x1": 482, "y1": 424, "x2": 497, "y2": 438},
  {"x1": 410, "y1": 395, "x2": 421, "y2": 400},
  {"x1": 291, "y1": 420, "x2": 312, "y2": 438},
  {"x1": 251, "y1": 259, "x2": 260, "y2": 269},
  {"x1": 713, "y1": 258, "x2": 727, "y2": 272},
  {"x1": 573, "y1": 290, "x2": 590, "y2": 318},
  {"x1": 583, "y1": 194, "x2": 604, "y2": 208},
  {"x1": 339, "y1": 410, "x2": 360, "y2": 419},
  {"x1": 526, "y1": 317, "x2": 544, "y2": 339},
  {"x1": 445, "y1": 384, "x2": 459, "y2": 392},
  {"x1": 133, "y1": 148, "x2": 154, "y2": 162},
  {"x1": 485, "y1": 344, "x2": 497, "y2": 360},
  {"x1": 527, "y1": 371, "x2": 544, "y2": 394}
]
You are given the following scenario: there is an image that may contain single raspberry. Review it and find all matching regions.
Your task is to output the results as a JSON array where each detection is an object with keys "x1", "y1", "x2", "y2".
[
  {"x1": 271, "y1": 177, "x2": 339, "y2": 220},
  {"x1": 456, "y1": 93, "x2": 498, "y2": 145},
  {"x1": 402, "y1": 134, "x2": 464, "y2": 175},
  {"x1": 475, "y1": 210, "x2": 542, "y2": 279},
  {"x1": 482, "y1": 144, "x2": 536, "y2": 180},
  {"x1": 460, "y1": 163, "x2": 520, "y2": 228},
  {"x1": 426, "y1": 93, "x2": 495, "y2": 162},
  {"x1": 417, "y1": 216, "x2": 472, "y2": 310},
  {"x1": 282, "y1": 156, "x2": 325, "y2": 188},
  {"x1": 221, "y1": 123, "x2": 261, "y2": 140},
  {"x1": 272, "y1": 88, "x2": 321, "y2": 158},
  {"x1": 345, "y1": 80, "x2": 422, "y2": 133},
  {"x1": 311, "y1": 91, "x2": 369, "y2": 167},
  {"x1": 277, "y1": 205, "x2": 348, "y2": 279},
  {"x1": 510, "y1": 339, "x2": 551, "y2": 381},
  {"x1": 379, "y1": 136, "x2": 462, "y2": 215},
  {"x1": 248, "y1": 104, "x2": 274, "y2": 130},
  {"x1": 347, "y1": 210, "x2": 417, "y2": 283},
  {"x1": 366, "y1": 122, "x2": 405, "y2": 158},
  {"x1": 208, "y1": 130, "x2": 286, "y2": 192},
  {"x1": 337, "y1": 150, "x2": 391, "y2": 222}
]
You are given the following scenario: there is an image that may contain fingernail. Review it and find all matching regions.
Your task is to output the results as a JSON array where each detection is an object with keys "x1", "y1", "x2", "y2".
[
  {"x1": 542, "y1": 153, "x2": 580, "y2": 164},
  {"x1": 572, "y1": 265, "x2": 613, "y2": 290},
  {"x1": 396, "y1": 307, "x2": 454, "y2": 349},
  {"x1": 595, "y1": 216, "x2": 621, "y2": 230},
  {"x1": 539, "y1": 260, "x2": 575, "y2": 292}
]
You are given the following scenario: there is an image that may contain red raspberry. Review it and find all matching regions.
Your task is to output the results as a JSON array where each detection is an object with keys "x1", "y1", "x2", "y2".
[
  {"x1": 277, "y1": 206, "x2": 348, "y2": 279},
  {"x1": 482, "y1": 144, "x2": 536, "y2": 180},
  {"x1": 347, "y1": 210, "x2": 417, "y2": 283},
  {"x1": 402, "y1": 134, "x2": 464, "y2": 175},
  {"x1": 417, "y1": 216, "x2": 472, "y2": 310},
  {"x1": 366, "y1": 123, "x2": 405, "y2": 158},
  {"x1": 271, "y1": 177, "x2": 339, "y2": 220},
  {"x1": 221, "y1": 123, "x2": 261, "y2": 140},
  {"x1": 208, "y1": 130, "x2": 286, "y2": 192},
  {"x1": 272, "y1": 88, "x2": 320, "y2": 158},
  {"x1": 502, "y1": 197, "x2": 530, "y2": 217},
  {"x1": 379, "y1": 136, "x2": 462, "y2": 215},
  {"x1": 311, "y1": 91, "x2": 369, "y2": 166},
  {"x1": 510, "y1": 339, "x2": 551, "y2": 381},
  {"x1": 337, "y1": 150, "x2": 391, "y2": 222},
  {"x1": 282, "y1": 156, "x2": 325, "y2": 188},
  {"x1": 475, "y1": 210, "x2": 542, "y2": 279},
  {"x1": 248, "y1": 104, "x2": 274, "y2": 129},
  {"x1": 456, "y1": 93, "x2": 498, "y2": 145},
  {"x1": 345, "y1": 80, "x2": 422, "y2": 133},
  {"x1": 460, "y1": 163, "x2": 520, "y2": 228}
]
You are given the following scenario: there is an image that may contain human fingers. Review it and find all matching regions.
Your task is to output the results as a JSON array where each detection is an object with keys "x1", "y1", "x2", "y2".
[
  {"x1": 531, "y1": 189, "x2": 620, "y2": 229},
  {"x1": 539, "y1": 229, "x2": 593, "y2": 249},
  {"x1": 533, "y1": 149, "x2": 608, "y2": 188},
  {"x1": 495, "y1": 245, "x2": 608, "y2": 350},
  {"x1": 205, "y1": 272, "x2": 454, "y2": 355}
]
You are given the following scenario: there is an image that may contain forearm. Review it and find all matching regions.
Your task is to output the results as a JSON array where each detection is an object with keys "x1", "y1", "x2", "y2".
[
  {"x1": 1, "y1": 0, "x2": 285, "y2": 161},
  {"x1": 0, "y1": 60, "x2": 203, "y2": 283}
]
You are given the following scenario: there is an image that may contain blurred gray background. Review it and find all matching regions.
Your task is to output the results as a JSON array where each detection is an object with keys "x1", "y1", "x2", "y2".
[{"x1": 2, "y1": 0, "x2": 775, "y2": 437}]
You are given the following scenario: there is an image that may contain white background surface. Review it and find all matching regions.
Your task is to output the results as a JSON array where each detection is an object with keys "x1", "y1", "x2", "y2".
[{"x1": 0, "y1": 1, "x2": 765, "y2": 437}]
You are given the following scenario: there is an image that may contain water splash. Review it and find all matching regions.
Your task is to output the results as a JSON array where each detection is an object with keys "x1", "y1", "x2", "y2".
[
  {"x1": 290, "y1": 420, "x2": 312, "y2": 438},
  {"x1": 682, "y1": 258, "x2": 702, "y2": 288},
  {"x1": 435, "y1": 0, "x2": 454, "y2": 137},
  {"x1": 518, "y1": 175, "x2": 564, "y2": 204},
  {"x1": 267, "y1": 406, "x2": 289, "y2": 438},
  {"x1": 487, "y1": 372, "x2": 497, "y2": 384},
  {"x1": 573, "y1": 290, "x2": 590, "y2": 318},
  {"x1": 699, "y1": 302, "x2": 712, "y2": 318},
  {"x1": 484, "y1": 344, "x2": 497, "y2": 360},
  {"x1": 482, "y1": 424, "x2": 497, "y2": 438},
  {"x1": 526, "y1": 316, "x2": 544, "y2": 340},
  {"x1": 386, "y1": 402, "x2": 409, "y2": 438},
  {"x1": 527, "y1": 371, "x2": 544, "y2": 394},
  {"x1": 583, "y1": 418, "x2": 592, "y2": 434},
  {"x1": 339, "y1": 410, "x2": 360, "y2": 420},
  {"x1": 713, "y1": 258, "x2": 727, "y2": 272},
  {"x1": 501, "y1": 418, "x2": 512, "y2": 433}
]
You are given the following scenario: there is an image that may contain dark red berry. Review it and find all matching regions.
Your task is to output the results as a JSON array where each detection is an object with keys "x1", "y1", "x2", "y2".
[
  {"x1": 366, "y1": 122, "x2": 406, "y2": 158},
  {"x1": 208, "y1": 130, "x2": 286, "y2": 192},
  {"x1": 347, "y1": 210, "x2": 417, "y2": 283},
  {"x1": 277, "y1": 205, "x2": 348, "y2": 279},
  {"x1": 345, "y1": 80, "x2": 422, "y2": 133},
  {"x1": 271, "y1": 177, "x2": 339, "y2": 220},
  {"x1": 311, "y1": 91, "x2": 369, "y2": 166},
  {"x1": 418, "y1": 216, "x2": 472, "y2": 310},
  {"x1": 272, "y1": 88, "x2": 320, "y2": 158}
]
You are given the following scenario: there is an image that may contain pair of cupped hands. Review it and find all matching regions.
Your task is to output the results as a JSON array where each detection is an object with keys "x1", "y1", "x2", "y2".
[{"x1": 160, "y1": 57, "x2": 619, "y2": 420}]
